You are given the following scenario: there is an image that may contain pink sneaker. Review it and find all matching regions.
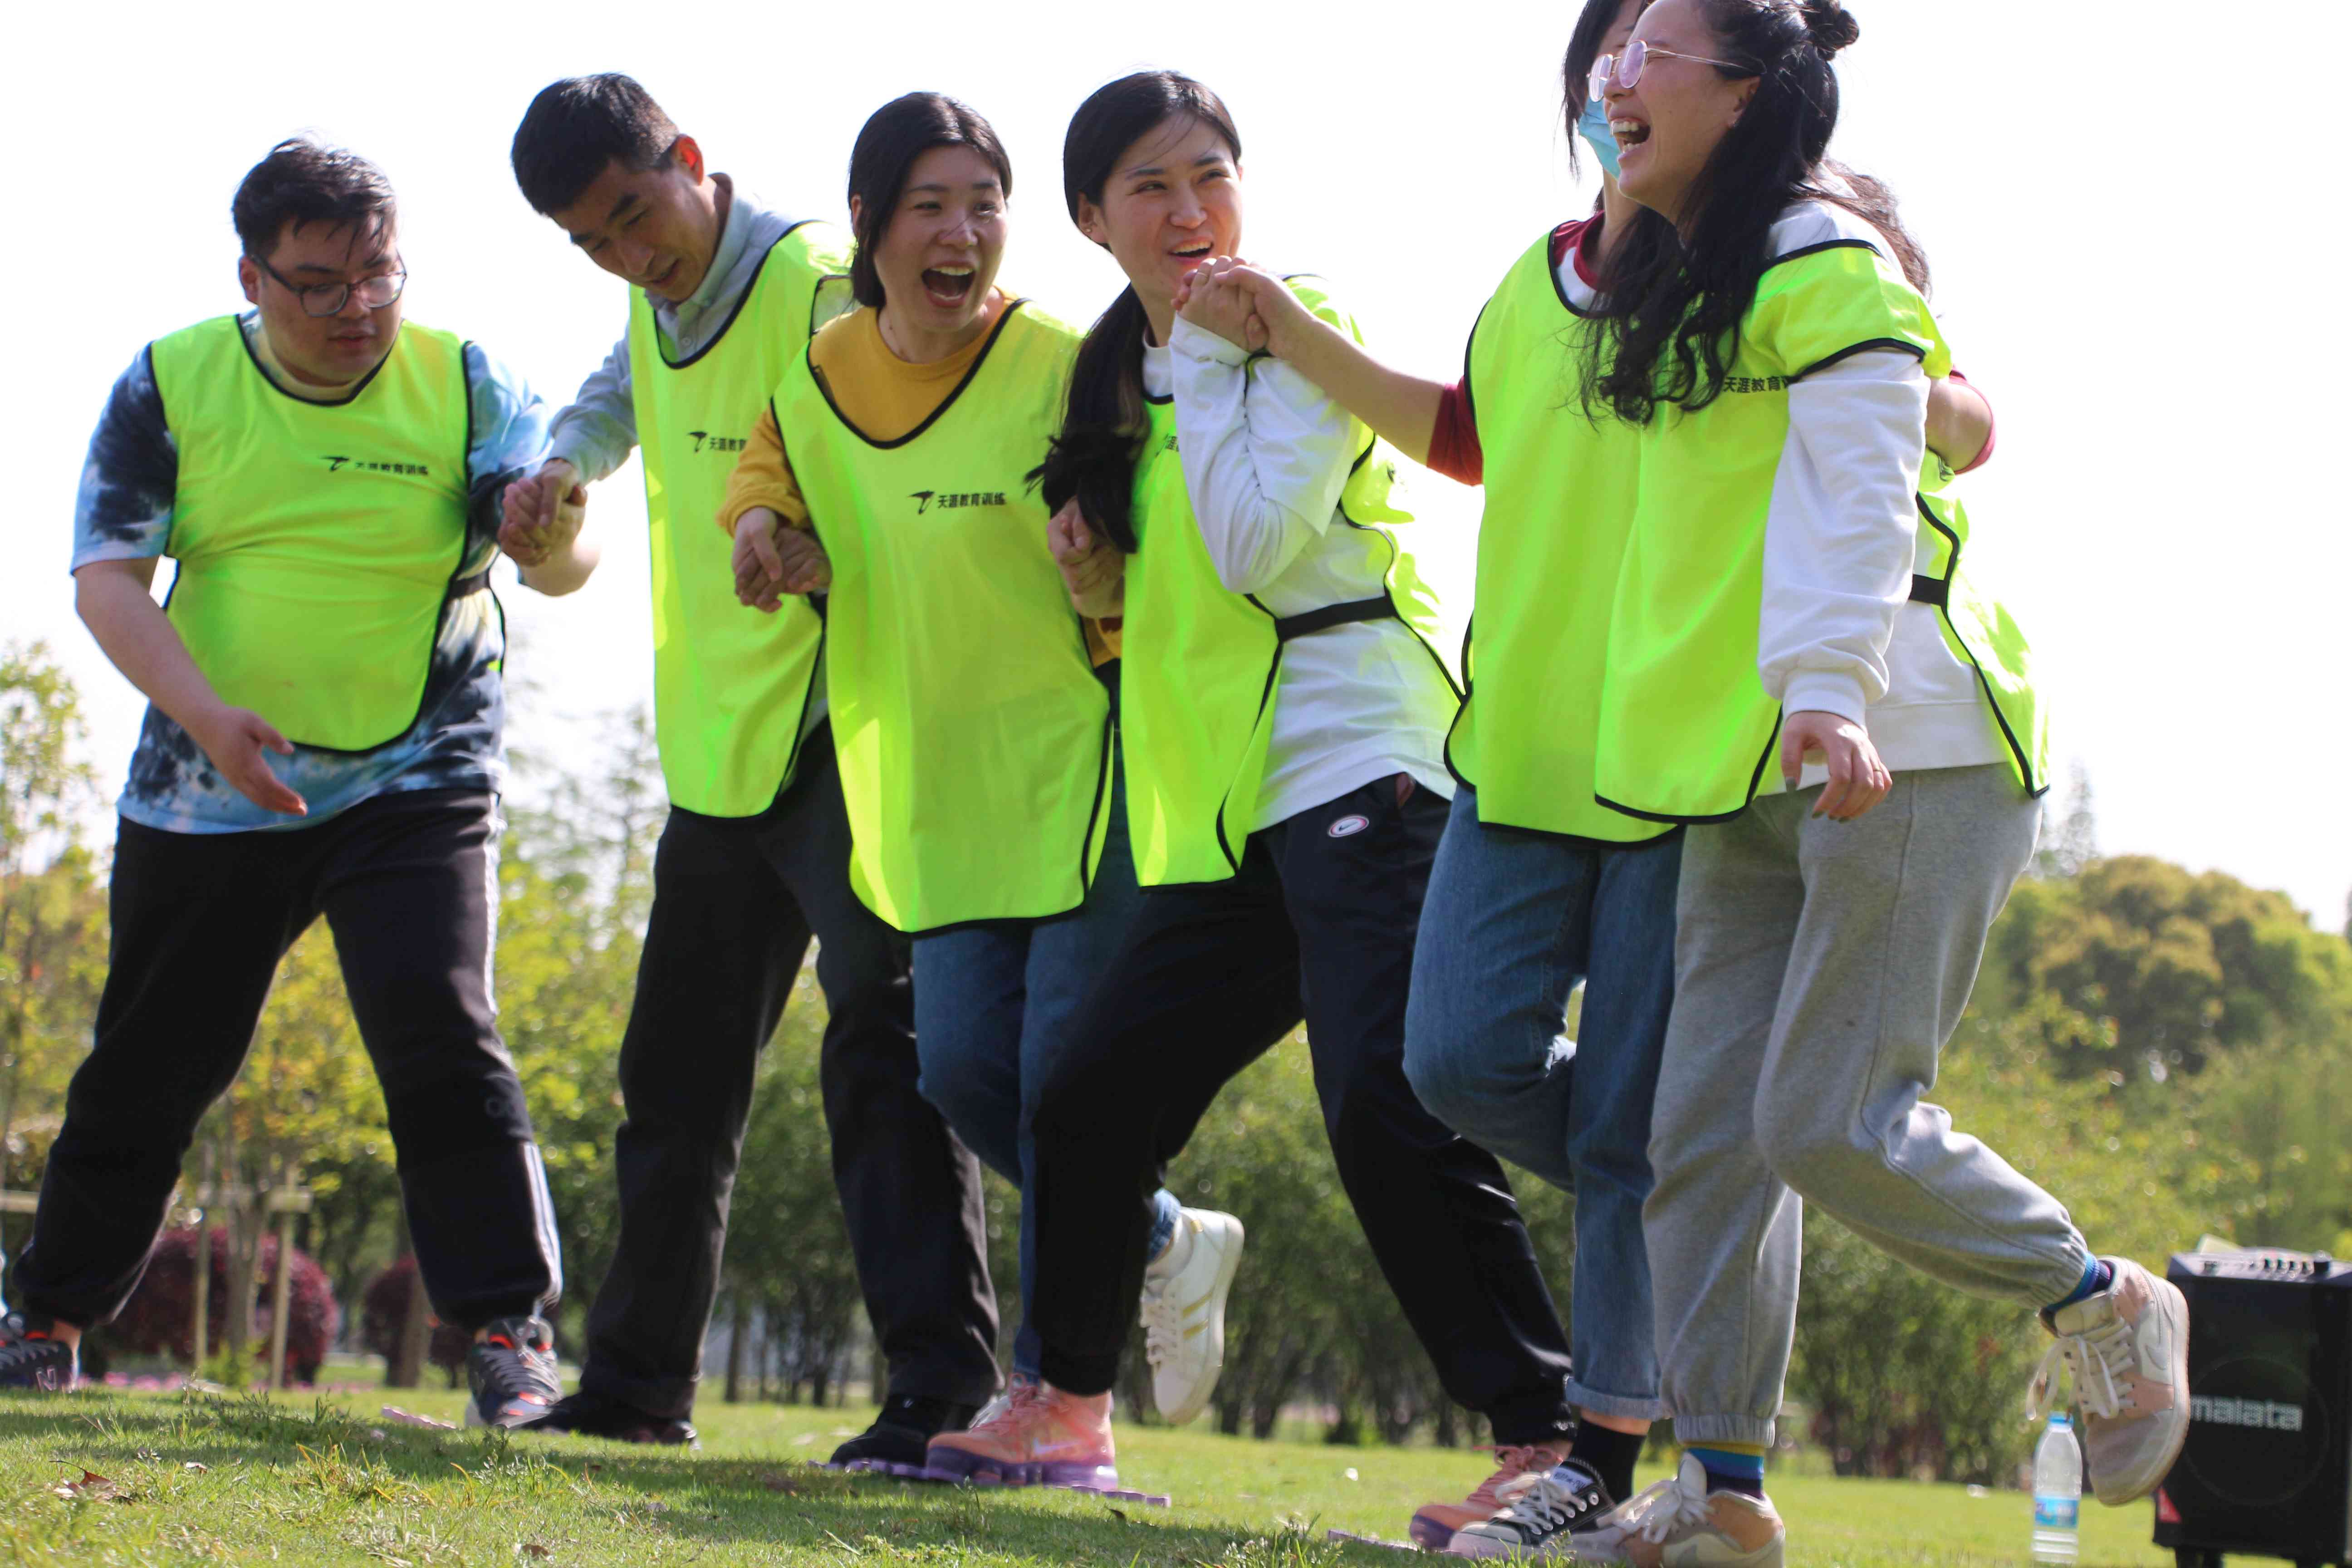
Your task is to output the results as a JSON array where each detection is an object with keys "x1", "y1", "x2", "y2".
[
  {"x1": 1408, "y1": 1442, "x2": 1570, "y2": 1549},
  {"x1": 922, "y1": 1380, "x2": 1117, "y2": 1489},
  {"x1": 2032, "y1": 1256, "x2": 2190, "y2": 1506}
]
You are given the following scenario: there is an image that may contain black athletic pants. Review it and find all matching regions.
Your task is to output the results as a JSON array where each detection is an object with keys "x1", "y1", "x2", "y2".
[
  {"x1": 578, "y1": 724, "x2": 1000, "y2": 1419},
  {"x1": 17, "y1": 788, "x2": 559, "y2": 1331},
  {"x1": 1029, "y1": 776, "x2": 1577, "y2": 1444}
]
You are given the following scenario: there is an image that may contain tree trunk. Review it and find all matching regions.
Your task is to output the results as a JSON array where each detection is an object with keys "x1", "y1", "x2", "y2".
[
  {"x1": 724, "y1": 1295, "x2": 745, "y2": 1404},
  {"x1": 385, "y1": 1214, "x2": 426, "y2": 1389},
  {"x1": 220, "y1": 1123, "x2": 259, "y2": 1381},
  {"x1": 191, "y1": 1147, "x2": 213, "y2": 1371}
]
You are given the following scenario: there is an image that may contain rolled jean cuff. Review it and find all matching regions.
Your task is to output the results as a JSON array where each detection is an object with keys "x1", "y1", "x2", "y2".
[
  {"x1": 1565, "y1": 1379, "x2": 1668, "y2": 1423},
  {"x1": 1671, "y1": 1413, "x2": 1778, "y2": 1450},
  {"x1": 1148, "y1": 1189, "x2": 1181, "y2": 1260}
]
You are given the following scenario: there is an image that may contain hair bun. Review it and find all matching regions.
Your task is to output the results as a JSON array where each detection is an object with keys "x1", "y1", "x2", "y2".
[{"x1": 1799, "y1": 0, "x2": 1860, "y2": 54}]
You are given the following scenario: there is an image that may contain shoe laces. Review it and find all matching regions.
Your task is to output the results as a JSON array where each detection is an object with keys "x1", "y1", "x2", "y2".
[
  {"x1": 1619, "y1": 1468, "x2": 1713, "y2": 1546},
  {"x1": 968, "y1": 1378, "x2": 1045, "y2": 1436},
  {"x1": 473, "y1": 1318, "x2": 557, "y2": 1402},
  {"x1": 1140, "y1": 1291, "x2": 1183, "y2": 1369},
  {"x1": 2031, "y1": 1312, "x2": 2132, "y2": 1422},
  {"x1": 1490, "y1": 1468, "x2": 1585, "y2": 1531}
]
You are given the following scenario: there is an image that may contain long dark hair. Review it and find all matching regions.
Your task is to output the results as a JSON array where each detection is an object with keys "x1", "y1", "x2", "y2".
[
  {"x1": 1583, "y1": 0, "x2": 1930, "y2": 425},
  {"x1": 1032, "y1": 70, "x2": 1242, "y2": 553},
  {"x1": 844, "y1": 93, "x2": 1013, "y2": 311}
]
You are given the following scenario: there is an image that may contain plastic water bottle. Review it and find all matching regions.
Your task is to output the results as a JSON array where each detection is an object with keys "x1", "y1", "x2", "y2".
[{"x1": 2032, "y1": 1412, "x2": 2082, "y2": 1563}]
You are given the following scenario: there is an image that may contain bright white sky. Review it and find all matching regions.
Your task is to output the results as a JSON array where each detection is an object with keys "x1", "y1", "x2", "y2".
[{"x1": 6, "y1": 1, "x2": 2347, "y2": 925}]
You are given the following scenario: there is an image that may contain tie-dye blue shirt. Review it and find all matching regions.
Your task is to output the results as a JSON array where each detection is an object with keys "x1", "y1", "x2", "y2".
[{"x1": 71, "y1": 315, "x2": 549, "y2": 834}]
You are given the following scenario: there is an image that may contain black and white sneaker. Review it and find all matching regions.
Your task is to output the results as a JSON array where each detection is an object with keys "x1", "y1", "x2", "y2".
[
  {"x1": 829, "y1": 1393, "x2": 981, "y2": 1470},
  {"x1": 0, "y1": 1313, "x2": 77, "y2": 1392},
  {"x1": 464, "y1": 1315, "x2": 560, "y2": 1429},
  {"x1": 1447, "y1": 1459, "x2": 1619, "y2": 1559},
  {"x1": 517, "y1": 1390, "x2": 699, "y2": 1448}
]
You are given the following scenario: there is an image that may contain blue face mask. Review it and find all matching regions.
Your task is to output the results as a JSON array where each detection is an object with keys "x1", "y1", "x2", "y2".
[{"x1": 1578, "y1": 95, "x2": 1621, "y2": 180}]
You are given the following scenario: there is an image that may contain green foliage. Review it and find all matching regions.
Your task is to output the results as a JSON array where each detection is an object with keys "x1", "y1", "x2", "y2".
[{"x1": 1985, "y1": 856, "x2": 2352, "y2": 1078}]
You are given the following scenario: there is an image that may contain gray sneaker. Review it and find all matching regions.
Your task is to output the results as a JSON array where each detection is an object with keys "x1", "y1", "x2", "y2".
[
  {"x1": 1577, "y1": 1456, "x2": 1784, "y2": 1567},
  {"x1": 2031, "y1": 1256, "x2": 2189, "y2": 1505}
]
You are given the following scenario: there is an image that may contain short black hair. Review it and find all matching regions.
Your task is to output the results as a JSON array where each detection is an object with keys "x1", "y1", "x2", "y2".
[
  {"x1": 230, "y1": 138, "x2": 397, "y2": 261},
  {"x1": 846, "y1": 93, "x2": 1013, "y2": 310},
  {"x1": 511, "y1": 74, "x2": 681, "y2": 216}
]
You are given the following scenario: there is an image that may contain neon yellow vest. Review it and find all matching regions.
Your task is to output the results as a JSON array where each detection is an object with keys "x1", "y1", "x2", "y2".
[
  {"x1": 628, "y1": 220, "x2": 856, "y2": 815},
  {"x1": 1458, "y1": 227, "x2": 2048, "y2": 836},
  {"x1": 1588, "y1": 235, "x2": 2047, "y2": 820},
  {"x1": 774, "y1": 300, "x2": 1111, "y2": 933},
  {"x1": 149, "y1": 315, "x2": 475, "y2": 752},
  {"x1": 1121, "y1": 277, "x2": 1455, "y2": 885},
  {"x1": 1451, "y1": 234, "x2": 1666, "y2": 841}
]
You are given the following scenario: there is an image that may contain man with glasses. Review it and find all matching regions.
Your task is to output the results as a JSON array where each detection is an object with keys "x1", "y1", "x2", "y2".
[{"x1": 1, "y1": 137, "x2": 590, "y2": 1425}]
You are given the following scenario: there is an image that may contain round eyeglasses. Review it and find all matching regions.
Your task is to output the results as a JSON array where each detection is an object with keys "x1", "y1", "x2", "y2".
[
  {"x1": 1590, "y1": 37, "x2": 1754, "y2": 101},
  {"x1": 253, "y1": 255, "x2": 408, "y2": 318}
]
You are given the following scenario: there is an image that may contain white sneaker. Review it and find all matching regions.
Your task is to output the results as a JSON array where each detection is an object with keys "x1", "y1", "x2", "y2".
[
  {"x1": 2030, "y1": 1256, "x2": 2190, "y2": 1505},
  {"x1": 1138, "y1": 1208, "x2": 1244, "y2": 1426},
  {"x1": 1580, "y1": 1455, "x2": 1784, "y2": 1567}
]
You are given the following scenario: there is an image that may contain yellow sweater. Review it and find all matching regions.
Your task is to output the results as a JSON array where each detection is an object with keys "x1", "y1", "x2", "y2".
[{"x1": 719, "y1": 294, "x2": 1117, "y2": 662}]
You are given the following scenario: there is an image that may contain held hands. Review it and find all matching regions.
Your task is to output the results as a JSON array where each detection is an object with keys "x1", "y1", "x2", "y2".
[
  {"x1": 1780, "y1": 710, "x2": 1891, "y2": 821},
  {"x1": 499, "y1": 458, "x2": 586, "y2": 568},
  {"x1": 188, "y1": 704, "x2": 307, "y2": 817},
  {"x1": 1174, "y1": 258, "x2": 1317, "y2": 360},
  {"x1": 1047, "y1": 500, "x2": 1124, "y2": 618},
  {"x1": 733, "y1": 507, "x2": 831, "y2": 612}
]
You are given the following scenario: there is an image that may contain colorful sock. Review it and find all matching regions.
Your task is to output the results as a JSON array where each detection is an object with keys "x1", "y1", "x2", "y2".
[
  {"x1": 1687, "y1": 1445, "x2": 1766, "y2": 1499},
  {"x1": 1567, "y1": 1419, "x2": 1645, "y2": 1503},
  {"x1": 2049, "y1": 1256, "x2": 2112, "y2": 1313}
]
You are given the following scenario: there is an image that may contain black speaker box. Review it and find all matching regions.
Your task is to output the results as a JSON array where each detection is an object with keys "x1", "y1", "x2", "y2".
[{"x1": 2156, "y1": 1250, "x2": 2352, "y2": 1566}]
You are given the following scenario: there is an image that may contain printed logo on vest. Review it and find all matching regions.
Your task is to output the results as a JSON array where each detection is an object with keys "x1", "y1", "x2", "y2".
[
  {"x1": 687, "y1": 430, "x2": 747, "y2": 455},
  {"x1": 323, "y1": 456, "x2": 432, "y2": 475},
  {"x1": 1725, "y1": 376, "x2": 1789, "y2": 394},
  {"x1": 1328, "y1": 814, "x2": 1371, "y2": 839},
  {"x1": 910, "y1": 490, "x2": 1009, "y2": 514}
]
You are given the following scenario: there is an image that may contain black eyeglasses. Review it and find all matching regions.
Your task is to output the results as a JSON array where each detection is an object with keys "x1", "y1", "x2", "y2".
[{"x1": 253, "y1": 255, "x2": 408, "y2": 317}]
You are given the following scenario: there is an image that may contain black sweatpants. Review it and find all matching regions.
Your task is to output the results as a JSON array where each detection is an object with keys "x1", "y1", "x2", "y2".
[
  {"x1": 18, "y1": 788, "x2": 559, "y2": 1331},
  {"x1": 577, "y1": 725, "x2": 1000, "y2": 1419},
  {"x1": 1029, "y1": 776, "x2": 1576, "y2": 1444}
]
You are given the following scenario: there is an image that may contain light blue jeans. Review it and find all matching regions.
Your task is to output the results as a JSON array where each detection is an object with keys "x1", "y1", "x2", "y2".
[
  {"x1": 913, "y1": 752, "x2": 1179, "y2": 1378},
  {"x1": 1402, "y1": 786, "x2": 1681, "y2": 1421}
]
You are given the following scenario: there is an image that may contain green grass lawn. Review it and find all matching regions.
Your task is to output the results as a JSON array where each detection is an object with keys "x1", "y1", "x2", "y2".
[{"x1": 0, "y1": 1384, "x2": 2173, "y2": 1565}]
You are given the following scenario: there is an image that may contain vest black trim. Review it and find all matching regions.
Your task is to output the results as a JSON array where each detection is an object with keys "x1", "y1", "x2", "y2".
[
  {"x1": 1790, "y1": 338, "x2": 1929, "y2": 383},
  {"x1": 1913, "y1": 496, "x2": 2048, "y2": 798},
  {"x1": 1272, "y1": 595, "x2": 1395, "y2": 642},
  {"x1": 653, "y1": 222, "x2": 824, "y2": 372},
  {"x1": 811, "y1": 297, "x2": 1029, "y2": 451},
  {"x1": 233, "y1": 315, "x2": 397, "y2": 408}
]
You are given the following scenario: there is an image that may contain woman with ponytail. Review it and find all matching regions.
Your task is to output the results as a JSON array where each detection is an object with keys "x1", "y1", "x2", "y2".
[
  {"x1": 716, "y1": 91, "x2": 1235, "y2": 1480},
  {"x1": 925, "y1": 71, "x2": 1584, "y2": 1531},
  {"x1": 1220, "y1": 3, "x2": 2185, "y2": 1560}
]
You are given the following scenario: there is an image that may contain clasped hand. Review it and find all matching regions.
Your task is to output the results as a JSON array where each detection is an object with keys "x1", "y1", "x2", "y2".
[
  {"x1": 498, "y1": 458, "x2": 588, "y2": 568},
  {"x1": 733, "y1": 507, "x2": 831, "y2": 612},
  {"x1": 1047, "y1": 500, "x2": 1123, "y2": 618},
  {"x1": 1171, "y1": 257, "x2": 1313, "y2": 360}
]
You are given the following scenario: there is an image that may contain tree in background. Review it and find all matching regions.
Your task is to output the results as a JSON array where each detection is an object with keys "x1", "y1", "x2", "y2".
[
  {"x1": 1984, "y1": 856, "x2": 2352, "y2": 1080},
  {"x1": 0, "y1": 642, "x2": 106, "y2": 1240}
]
